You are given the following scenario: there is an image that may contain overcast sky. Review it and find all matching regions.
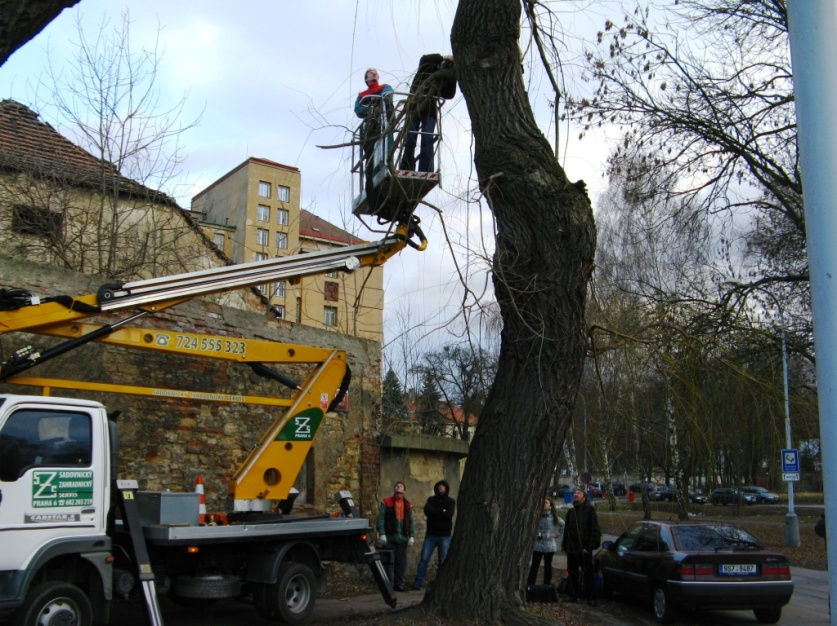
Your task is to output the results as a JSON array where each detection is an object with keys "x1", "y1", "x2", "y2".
[{"x1": 0, "y1": 0, "x2": 615, "y2": 379}]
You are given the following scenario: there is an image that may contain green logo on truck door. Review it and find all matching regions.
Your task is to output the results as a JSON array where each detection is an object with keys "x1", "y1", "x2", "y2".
[
  {"x1": 276, "y1": 408, "x2": 323, "y2": 442},
  {"x1": 32, "y1": 470, "x2": 94, "y2": 507}
]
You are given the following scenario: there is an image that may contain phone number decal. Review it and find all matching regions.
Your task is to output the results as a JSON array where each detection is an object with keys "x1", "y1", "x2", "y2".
[{"x1": 172, "y1": 335, "x2": 247, "y2": 357}]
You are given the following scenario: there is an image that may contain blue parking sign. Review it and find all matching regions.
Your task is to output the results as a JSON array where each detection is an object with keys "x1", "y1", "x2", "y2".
[{"x1": 781, "y1": 449, "x2": 799, "y2": 473}]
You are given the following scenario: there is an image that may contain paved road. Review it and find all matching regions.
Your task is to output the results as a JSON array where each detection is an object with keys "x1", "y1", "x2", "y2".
[
  {"x1": 109, "y1": 565, "x2": 827, "y2": 625},
  {"x1": 109, "y1": 586, "x2": 420, "y2": 625},
  {"x1": 105, "y1": 532, "x2": 828, "y2": 625}
]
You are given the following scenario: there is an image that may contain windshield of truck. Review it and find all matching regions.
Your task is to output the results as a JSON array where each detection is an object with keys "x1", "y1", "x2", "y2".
[{"x1": 0, "y1": 409, "x2": 91, "y2": 480}]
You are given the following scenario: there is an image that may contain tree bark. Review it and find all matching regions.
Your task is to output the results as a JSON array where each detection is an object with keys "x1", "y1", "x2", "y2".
[
  {"x1": 427, "y1": 1, "x2": 596, "y2": 622},
  {"x1": 0, "y1": 0, "x2": 79, "y2": 66}
]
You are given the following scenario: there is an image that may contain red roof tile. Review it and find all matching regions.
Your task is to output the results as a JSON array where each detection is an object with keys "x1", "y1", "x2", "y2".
[
  {"x1": 0, "y1": 99, "x2": 177, "y2": 206},
  {"x1": 299, "y1": 209, "x2": 364, "y2": 245}
]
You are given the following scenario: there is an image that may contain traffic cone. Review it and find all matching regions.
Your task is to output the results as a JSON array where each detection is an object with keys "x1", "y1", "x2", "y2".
[{"x1": 195, "y1": 475, "x2": 207, "y2": 525}]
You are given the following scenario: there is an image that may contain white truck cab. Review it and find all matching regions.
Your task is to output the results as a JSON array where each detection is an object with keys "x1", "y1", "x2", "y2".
[{"x1": 0, "y1": 394, "x2": 114, "y2": 623}]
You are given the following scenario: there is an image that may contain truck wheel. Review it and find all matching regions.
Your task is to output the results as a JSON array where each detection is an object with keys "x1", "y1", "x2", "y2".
[
  {"x1": 12, "y1": 580, "x2": 93, "y2": 626},
  {"x1": 263, "y1": 562, "x2": 316, "y2": 623}
]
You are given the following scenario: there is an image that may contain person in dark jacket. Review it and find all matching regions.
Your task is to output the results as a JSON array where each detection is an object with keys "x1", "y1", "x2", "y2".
[
  {"x1": 399, "y1": 53, "x2": 456, "y2": 172},
  {"x1": 816, "y1": 512, "x2": 826, "y2": 546},
  {"x1": 561, "y1": 487, "x2": 601, "y2": 604},
  {"x1": 412, "y1": 479, "x2": 456, "y2": 590},
  {"x1": 376, "y1": 481, "x2": 415, "y2": 591}
]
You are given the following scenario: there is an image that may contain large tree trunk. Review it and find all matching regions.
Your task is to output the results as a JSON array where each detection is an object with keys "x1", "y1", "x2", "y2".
[{"x1": 427, "y1": 1, "x2": 596, "y2": 622}]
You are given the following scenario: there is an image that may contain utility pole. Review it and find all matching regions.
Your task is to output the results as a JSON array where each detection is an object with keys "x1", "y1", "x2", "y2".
[{"x1": 787, "y1": 0, "x2": 837, "y2": 616}]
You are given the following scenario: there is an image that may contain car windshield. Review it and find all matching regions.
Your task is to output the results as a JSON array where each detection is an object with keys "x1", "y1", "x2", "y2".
[{"x1": 671, "y1": 525, "x2": 763, "y2": 551}]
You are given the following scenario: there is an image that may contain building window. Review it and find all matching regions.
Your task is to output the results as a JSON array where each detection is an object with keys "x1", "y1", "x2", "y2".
[
  {"x1": 276, "y1": 208, "x2": 289, "y2": 226},
  {"x1": 296, "y1": 297, "x2": 302, "y2": 323},
  {"x1": 324, "y1": 281, "x2": 339, "y2": 302},
  {"x1": 277, "y1": 185, "x2": 290, "y2": 202},
  {"x1": 257, "y1": 284, "x2": 266, "y2": 295},
  {"x1": 274, "y1": 281, "x2": 286, "y2": 298},
  {"x1": 256, "y1": 228, "x2": 269, "y2": 246},
  {"x1": 324, "y1": 306, "x2": 337, "y2": 327},
  {"x1": 11, "y1": 205, "x2": 63, "y2": 240},
  {"x1": 272, "y1": 304, "x2": 285, "y2": 319},
  {"x1": 275, "y1": 232, "x2": 288, "y2": 249},
  {"x1": 213, "y1": 232, "x2": 225, "y2": 248},
  {"x1": 255, "y1": 252, "x2": 267, "y2": 262},
  {"x1": 257, "y1": 204, "x2": 270, "y2": 222},
  {"x1": 258, "y1": 181, "x2": 271, "y2": 198},
  {"x1": 325, "y1": 271, "x2": 337, "y2": 278}
]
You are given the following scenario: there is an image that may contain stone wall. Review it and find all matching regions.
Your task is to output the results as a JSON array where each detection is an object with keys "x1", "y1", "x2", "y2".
[
  {"x1": 0, "y1": 254, "x2": 384, "y2": 518},
  {"x1": 379, "y1": 434, "x2": 469, "y2": 567}
]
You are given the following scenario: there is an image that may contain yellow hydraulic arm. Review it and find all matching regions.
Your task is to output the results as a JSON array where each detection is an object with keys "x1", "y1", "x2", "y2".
[
  {"x1": 7, "y1": 324, "x2": 349, "y2": 507},
  {"x1": 0, "y1": 220, "x2": 426, "y2": 510}
]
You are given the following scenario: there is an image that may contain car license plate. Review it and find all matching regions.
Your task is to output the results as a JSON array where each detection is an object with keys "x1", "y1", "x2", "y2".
[{"x1": 719, "y1": 564, "x2": 757, "y2": 575}]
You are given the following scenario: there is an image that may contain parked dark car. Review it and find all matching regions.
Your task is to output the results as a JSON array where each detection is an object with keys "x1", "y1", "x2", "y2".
[
  {"x1": 550, "y1": 484, "x2": 572, "y2": 498},
  {"x1": 710, "y1": 487, "x2": 756, "y2": 505},
  {"x1": 610, "y1": 482, "x2": 627, "y2": 496},
  {"x1": 688, "y1": 488, "x2": 708, "y2": 504},
  {"x1": 595, "y1": 521, "x2": 793, "y2": 623},
  {"x1": 650, "y1": 485, "x2": 674, "y2": 502},
  {"x1": 742, "y1": 485, "x2": 780, "y2": 504},
  {"x1": 629, "y1": 481, "x2": 655, "y2": 494}
]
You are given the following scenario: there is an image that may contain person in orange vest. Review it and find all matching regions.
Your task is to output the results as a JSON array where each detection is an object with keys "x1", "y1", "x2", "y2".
[
  {"x1": 376, "y1": 481, "x2": 415, "y2": 591},
  {"x1": 354, "y1": 68, "x2": 394, "y2": 209}
]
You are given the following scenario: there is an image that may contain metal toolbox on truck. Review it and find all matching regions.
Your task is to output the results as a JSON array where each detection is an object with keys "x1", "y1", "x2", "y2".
[{"x1": 136, "y1": 491, "x2": 199, "y2": 526}]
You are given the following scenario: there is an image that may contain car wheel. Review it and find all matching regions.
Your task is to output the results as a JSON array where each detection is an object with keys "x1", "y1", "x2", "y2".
[
  {"x1": 263, "y1": 562, "x2": 317, "y2": 624},
  {"x1": 11, "y1": 581, "x2": 93, "y2": 626},
  {"x1": 753, "y1": 607, "x2": 782, "y2": 623},
  {"x1": 652, "y1": 584, "x2": 676, "y2": 624}
]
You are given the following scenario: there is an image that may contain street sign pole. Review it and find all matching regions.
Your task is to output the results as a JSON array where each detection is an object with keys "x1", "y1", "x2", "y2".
[
  {"x1": 778, "y1": 308, "x2": 799, "y2": 548},
  {"x1": 781, "y1": 448, "x2": 800, "y2": 544}
]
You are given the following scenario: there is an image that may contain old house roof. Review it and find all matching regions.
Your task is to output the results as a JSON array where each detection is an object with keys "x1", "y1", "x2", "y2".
[
  {"x1": 299, "y1": 209, "x2": 364, "y2": 245},
  {"x1": 0, "y1": 98, "x2": 244, "y2": 285},
  {"x1": 0, "y1": 98, "x2": 178, "y2": 207}
]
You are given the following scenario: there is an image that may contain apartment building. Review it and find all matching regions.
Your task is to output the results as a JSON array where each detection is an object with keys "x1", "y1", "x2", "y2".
[{"x1": 192, "y1": 157, "x2": 384, "y2": 342}]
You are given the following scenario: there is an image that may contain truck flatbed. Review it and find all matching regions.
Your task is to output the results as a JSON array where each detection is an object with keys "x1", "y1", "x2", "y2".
[{"x1": 142, "y1": 516, "x2": 371, "y2": 545}]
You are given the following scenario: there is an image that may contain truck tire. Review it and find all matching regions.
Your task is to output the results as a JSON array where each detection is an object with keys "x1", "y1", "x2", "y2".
[
  {"x1": 12, "y1": 580, "x2": 93, "y2": 626},
  {"x1": 262, "y1": 562, "x2": 316, "y2": 623}
]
